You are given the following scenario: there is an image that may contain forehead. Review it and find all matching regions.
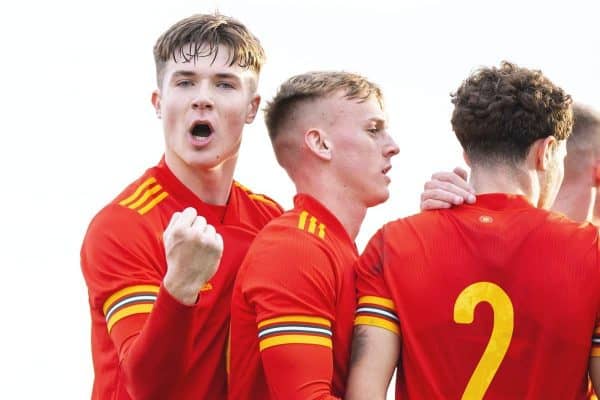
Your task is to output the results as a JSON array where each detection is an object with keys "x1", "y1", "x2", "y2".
[
  {"x1": 163, "y1": 43, "x2": 258, "y2": 80},
  {"x1": 326, "y1": 93, "x2": 386, "y2": 123}
]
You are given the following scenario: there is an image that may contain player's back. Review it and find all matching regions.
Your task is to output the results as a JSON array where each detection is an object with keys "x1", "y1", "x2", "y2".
[{"x1": 382, "y1": 194, "x2": 600, "y2": 399}]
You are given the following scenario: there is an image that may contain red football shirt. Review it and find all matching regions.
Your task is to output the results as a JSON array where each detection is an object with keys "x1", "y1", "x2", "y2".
[
  {"x1": 81, "y1": 157, "x2": 282, "y2": 400},
  {"x1": 355, "y1": 193, "x2": 600, "y2": 399},
  {"x1": 229, "y1": 194, "x2": 357, "y2": 400}
]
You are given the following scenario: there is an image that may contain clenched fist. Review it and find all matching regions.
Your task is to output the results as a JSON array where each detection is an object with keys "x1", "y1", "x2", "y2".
[{"x1": 162, "y1": 207, "x2": 224, "y2": 305}]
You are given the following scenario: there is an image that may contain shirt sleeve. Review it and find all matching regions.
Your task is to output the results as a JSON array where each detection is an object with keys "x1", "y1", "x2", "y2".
[
  {"x1": 241, "y1": 230, "x2": 340, "y2": 399},
  {"x1": 593, "y1": 235, "x2": 600, "y2": 358},
  {"x1": 81, "y1": 205, "x2": 196, "y2": 399},
  {"x1": 354, "y1": 228, "x2": 400, "y2": 336}
]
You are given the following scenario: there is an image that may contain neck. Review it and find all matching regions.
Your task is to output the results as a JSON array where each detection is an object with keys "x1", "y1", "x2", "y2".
[
  {"x1": 470, "y1": 163, "x2": 540, "y2": 206},
  {"x1": 165, "y1": 152, "x2": 237, "y2": 206},
  {"x1": 552, "y1": 179, "x2": 595, "y2": 222},
  {"x1": 294, "y1": 176, "x2": 367, "y2": 240}
]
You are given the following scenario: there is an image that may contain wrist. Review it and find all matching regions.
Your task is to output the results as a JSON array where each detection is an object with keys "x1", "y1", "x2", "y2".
[{"x1": 163, "y1": 274, "x2": 201, "y2": 305}]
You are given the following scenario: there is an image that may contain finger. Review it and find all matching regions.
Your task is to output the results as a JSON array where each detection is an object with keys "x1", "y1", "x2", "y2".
[
  {"x1": 165, "y1": 211, "x2": 182, "y2": 232},
  {"x1": 431, "y1": 171, "x2": 475, "y2": 195},
  {"x1": 453, "y1": 166, "x2": 470, "y2": 183},
  {"x1": 203, "y1": 223, "x2": 217, "y2": 239},
  {"x1": 191, "y1": 215, "x2": 208, "y2": 233},
  {"x1": 422, "y1": 188, "x2": 465, "y2": 206},
  {"x1": 435, "y1": 181, "x2": 474, "y2": 203},
  {"x1": 421, "y1": 199, "x2": 453, "y2": 211},
  {"x1": 214, "y1": 232, "x2": 224, "y2": 252},
  {"x1": 178, "y1": 207, "x2": 199, "y2": 227}
]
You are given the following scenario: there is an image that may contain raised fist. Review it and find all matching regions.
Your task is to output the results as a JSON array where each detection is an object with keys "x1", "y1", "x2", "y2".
[{"x1": 162, "y1": 207, "x2": 224, "y2": 305}]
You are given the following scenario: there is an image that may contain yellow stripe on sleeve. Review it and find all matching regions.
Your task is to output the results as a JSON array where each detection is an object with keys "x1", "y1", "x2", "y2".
[
  {"x1": 308, "y1": 216, "x2": 317, "y2": 234},
  {"x1": 257, "y1": 315, "x2": 331, "y2": 329},
  {"x1": 354, "y1": 315, "x2": 400, "y2": 335},
  {"x1": 118, "y1": 177, "x2": 157, "y2": 206},
  {"x1": 591, "y1": 347, "x2": 600, "y2": 357},
  {"x1": 127, "y1": 185, "x2": 163, "y2": 210},
  {"x1": 318, "y1": 224, "x2": 326, "y2": 239},
  {"x1": 138, "y1": 191, "x2": 169, "y2": 215},
  {"x1": 103, "y1": 285, "x2": 160, "y2": 315},
  {"x1": 358, "y1": 296, "x2": 396, "y2": 310},
  {"x1": 298, "y1": 211, "x2": 308, "y2": 230},
  {"x1": 259, "y1": 334, "x2": 332, "y2": 351},
  {"x1": 107, "y1": 303, "x2": 154, "y2": 333}
]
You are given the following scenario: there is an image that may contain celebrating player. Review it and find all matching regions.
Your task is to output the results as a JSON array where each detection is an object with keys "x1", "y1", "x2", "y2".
[
  {"x1": 80, "y1": 14, "x2": 282, "y2": 400},
  {"x1": 346, "y1": 61, "x2": 600, "y2": 399},
  {"x1": 228, "y1": 71, "x2": 399, "y2": 399}
]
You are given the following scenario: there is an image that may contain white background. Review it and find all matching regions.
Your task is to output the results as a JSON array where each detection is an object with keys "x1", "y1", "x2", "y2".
[{"x1": 0, "y1": 0, "x2": 598, "y2": 398}]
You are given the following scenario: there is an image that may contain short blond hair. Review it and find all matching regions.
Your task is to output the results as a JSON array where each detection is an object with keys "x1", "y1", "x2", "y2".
[
  {"x1": 153, "y1": 13, "x2": 265, "y2": 87},
  {"x1": 264, "y1": 71, "x2": 383, "y2": 142}
]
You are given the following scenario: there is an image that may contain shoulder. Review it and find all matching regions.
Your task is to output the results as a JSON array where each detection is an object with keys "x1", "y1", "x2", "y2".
[
  {"x1": 542, "y1": 210, "x2": 600, "y2": 243},
  {"x1": 81, "y1": 171, "x2": 167, "y2": 275},
  {"x1": 233, "y1": 181, "x2": 284, "y2": 217},
  {"x1": 84, "y1": 171, "x2": 166, "y2": 244},
  {"x1": 255, "y1": 211, "x2": 328, "y2": 256},
  {"x1": 240, "y1": 211, "x2": 331, "y2": 278}
]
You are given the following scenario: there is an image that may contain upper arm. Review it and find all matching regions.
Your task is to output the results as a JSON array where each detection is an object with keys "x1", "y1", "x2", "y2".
[
  {"x1": 348, "y1": 228, "x2": 401, "y2": 399},
  {"x1": 81, "y1": 206, "x2": 164, "y2": 353},
  {"x1": 241, "y1": 232, "x2": 339, "y2": 398},
  {"x1": 591, "y1": 356, "x2": 600, "y2": 395},
  {"x1": 346, "y1": 325, "x2": 399, "y2": 400}
]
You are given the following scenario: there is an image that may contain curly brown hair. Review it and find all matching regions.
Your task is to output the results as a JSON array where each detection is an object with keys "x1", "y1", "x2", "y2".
[
  {"x1": 451, "y1": 61, "x2": 573, "y2": 164},
  {"x1": 264, "y1": 71, "x2": 383, "y2": 142},
  {"x1": 153, "y1": 13, "x2": 265, "y2": 87}
]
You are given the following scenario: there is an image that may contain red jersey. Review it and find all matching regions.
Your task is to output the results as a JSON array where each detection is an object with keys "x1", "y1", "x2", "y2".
[
  {"x1": 80, "y1": 157, "x2": 282, "y2": 400},
  {"x1": 229, "y1": 194, "x2": 357, "y2": 400},
  {"x1": 355, "y1": 194, "x2": 600, "y2": 399}
]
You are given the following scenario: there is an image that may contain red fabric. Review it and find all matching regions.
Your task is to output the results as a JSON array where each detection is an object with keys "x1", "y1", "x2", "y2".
[
  {"x1": 356, "y1": 193, "x2": 600, "y2": 399},
  {"x1": 81, "y1": 157, "x2": 282, "y2": 400},
  {"x1": 261, "y1": 345, "x2": 341, "y2": 400},
  {"x1": 229, "y1": 194, "x2": 357, "y2": 400}
]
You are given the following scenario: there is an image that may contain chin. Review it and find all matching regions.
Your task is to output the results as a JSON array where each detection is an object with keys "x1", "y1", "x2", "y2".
[
  {"x1": 184, "y1": 150, "x2": 238, "y2": 170},
  {"x1": 366, "y1": 189, "x2": 390, "y2": 208}
]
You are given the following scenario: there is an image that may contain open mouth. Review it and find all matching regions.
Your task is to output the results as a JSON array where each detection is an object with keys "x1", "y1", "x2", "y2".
[
  {"x1": 191, "y1": 123, "x2": 213, "y2": 138},
  {"x1": 382, "y1": 165, "x2": 392, "y2": 174}
]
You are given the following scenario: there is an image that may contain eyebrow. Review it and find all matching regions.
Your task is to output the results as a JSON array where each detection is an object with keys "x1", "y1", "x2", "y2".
[
  {"x1": 214, "y1": 73, "x2": 241, "y2": 82},
  {"x1": 171, "y1": 70, "x2": 197, "y2": 79},
  {"x1": 367, "y1": 117, "x2": 387, "y2": 127},
  {"x1": 169, "y1": 71, "x2": 242, "y2": 82}
]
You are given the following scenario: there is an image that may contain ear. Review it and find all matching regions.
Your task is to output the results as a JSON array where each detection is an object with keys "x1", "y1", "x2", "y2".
[
  {"x1": 535, "y1": 136, "x2": 557, "y2": 171},
  {"x1": 245, "y1": 94, "x2": 261, "y2": 124},
  {"x1": 305, "y1": 128, "x2": 332, "y2": 161},
  {"x1": 151, "y1": 90, "x2": 162, "y2": 119},
  {"x1": 462, "y1": 150, "x2": 471, "y2": 167}
]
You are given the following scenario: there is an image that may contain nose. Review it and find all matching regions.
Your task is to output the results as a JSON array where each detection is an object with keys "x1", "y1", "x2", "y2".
[
  {"x1": 384, "y1": 134, "x2": 400, "y2": 158},
  {"x1": 191, "y1": 85, "x2": 214, "y2": 110}
]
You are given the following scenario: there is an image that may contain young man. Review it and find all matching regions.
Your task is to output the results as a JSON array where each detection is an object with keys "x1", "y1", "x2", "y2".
[
  {"x1": 228, "y1": 71, "x2": 399, "y2": 399},
  {"x1": 553, "y1": 104, "x2": 600, "y2": 225},
  {"x1": 422, "y1": 104, "x2": 600, "y2": 400},
  {"x1": 346, "y1": 62, "x2": 600, "y2": 399},
  {"x1": 423, "y1": 103, "x2": 600, "y2": 224},
  {"x1": 80, "y1": 14, "x2": 282, "y2": 400}
]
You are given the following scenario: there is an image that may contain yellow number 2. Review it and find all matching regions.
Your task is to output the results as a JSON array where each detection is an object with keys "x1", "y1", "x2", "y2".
[{"x1": 453, "y1": 282, "x2": 514, "y2": 400}]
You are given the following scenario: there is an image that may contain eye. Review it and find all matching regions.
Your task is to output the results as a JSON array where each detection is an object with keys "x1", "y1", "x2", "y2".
[
  {"x1": 367, "y1": 127, "x2": 380, "y2": 136},
  {"x1": 176, "y1": 80, "x2": 194, "y2": 88},
  {"x1": 217, "y1": 81, "x2": 235, "y2": 89}
]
